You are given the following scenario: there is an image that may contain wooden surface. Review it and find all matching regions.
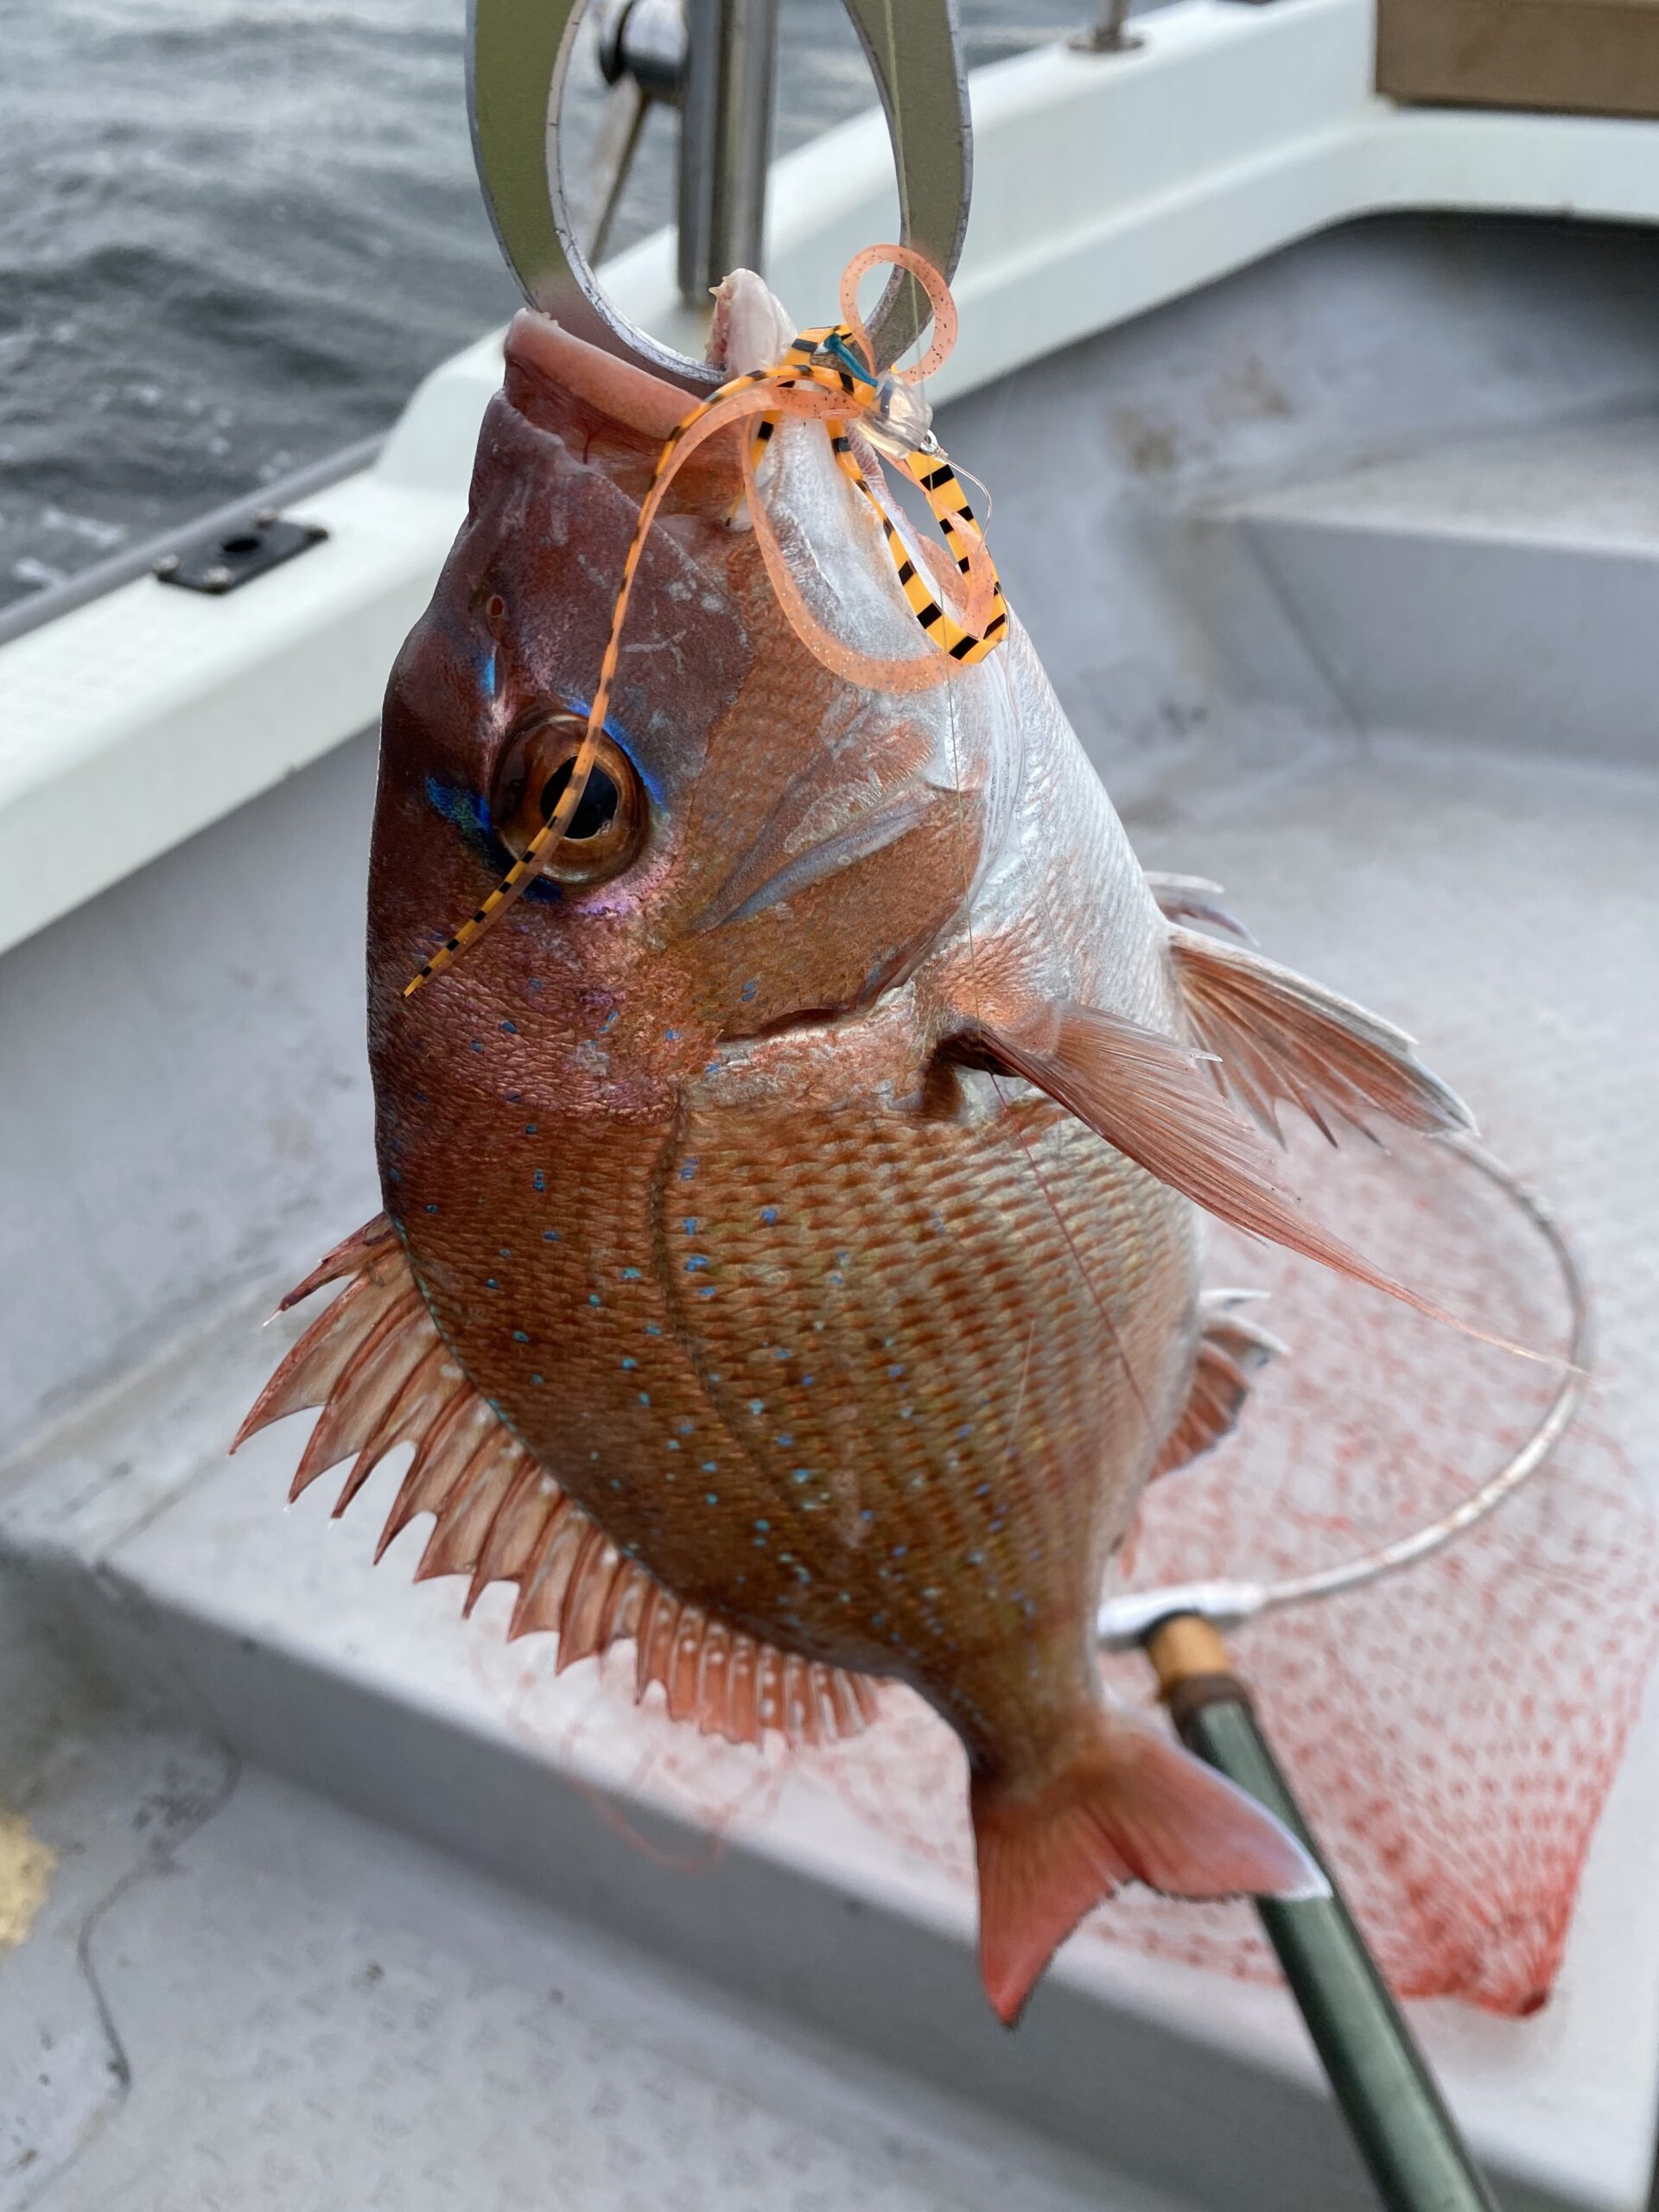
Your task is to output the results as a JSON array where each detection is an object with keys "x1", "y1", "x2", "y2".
[{"x1": 1377, "y1": 0, "x2": 1659, "y2": 118}]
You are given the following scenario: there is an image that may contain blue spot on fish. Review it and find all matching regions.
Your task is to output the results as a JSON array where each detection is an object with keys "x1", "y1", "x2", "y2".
[
  {"x1": 760, "y1": 1206, "x2": 778, "y2": 1225},
  {"x1": 500, "y1": 1019, "x2": 518, "y2": 1034}
]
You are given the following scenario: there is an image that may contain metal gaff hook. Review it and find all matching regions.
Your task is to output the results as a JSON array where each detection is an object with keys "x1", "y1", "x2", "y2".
[{"x1": 467, "y1": 0, "x2": 973, "y2": 393}]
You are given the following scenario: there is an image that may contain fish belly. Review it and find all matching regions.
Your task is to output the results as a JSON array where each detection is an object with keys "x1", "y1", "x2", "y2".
[{"x1": 388, "y1": 1082, "x2": 1198, "y2": 1739}]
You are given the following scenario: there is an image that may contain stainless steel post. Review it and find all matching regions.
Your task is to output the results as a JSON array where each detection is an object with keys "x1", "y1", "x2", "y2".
[{"x1": 677, "y1": 0, "x2": 779, "y2": 301}]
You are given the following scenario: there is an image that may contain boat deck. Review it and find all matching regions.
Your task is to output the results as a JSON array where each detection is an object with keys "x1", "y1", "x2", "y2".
[
  {"x1": 5, "y1": 728, "x2": 1656, "y2": 2212},
  {"x1": 5, "y1": 160, "x2": 1659, "y2": 2209},
  {"x1": 4, "y1": 1718, "x2": 1159, "y2": 2212}
]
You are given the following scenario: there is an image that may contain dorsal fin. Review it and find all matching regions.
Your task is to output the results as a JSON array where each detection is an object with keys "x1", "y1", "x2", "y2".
[{"x1": 234, "y1": 1222, "x2": 880, "y2": 1750}]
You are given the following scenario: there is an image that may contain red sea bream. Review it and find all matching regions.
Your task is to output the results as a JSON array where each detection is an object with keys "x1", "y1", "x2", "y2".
[{"x1": 238, "y1": 270, "x2": 1477, "y2": 2022}]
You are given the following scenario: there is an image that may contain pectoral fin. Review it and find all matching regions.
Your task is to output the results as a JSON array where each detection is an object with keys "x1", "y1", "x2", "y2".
[
  {"x1": 977, "y1": 1001, "x2": 1527, "y2": 1351},
  {"x1": 1168, "y1": 925, "x2": 1474, "y2": 1146}
]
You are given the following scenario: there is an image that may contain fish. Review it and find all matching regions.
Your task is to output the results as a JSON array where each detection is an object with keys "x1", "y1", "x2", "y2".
[{"x1": 237, "y1": 267, "x2": 1478, "y2": 2024}]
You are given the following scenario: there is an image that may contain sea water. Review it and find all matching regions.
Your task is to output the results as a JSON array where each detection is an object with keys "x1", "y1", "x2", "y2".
[{"x1": 0, "y1": 0, "x2": 1069, "y2": 613}]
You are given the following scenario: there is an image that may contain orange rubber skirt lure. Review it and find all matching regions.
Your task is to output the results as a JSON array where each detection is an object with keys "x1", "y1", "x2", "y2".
[{"x1": 405, "y1": 245, "x2": 1007, "y2": 995}]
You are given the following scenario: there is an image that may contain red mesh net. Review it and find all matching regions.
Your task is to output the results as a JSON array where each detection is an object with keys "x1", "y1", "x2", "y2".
[{"x1": 475, "y1": 1132, "x2": 1659, "y2": 2017}]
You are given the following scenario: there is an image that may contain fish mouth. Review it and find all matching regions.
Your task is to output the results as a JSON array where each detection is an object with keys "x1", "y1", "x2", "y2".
[
  {"x1": 503, "y1": 310, "x2": 692, "y2": 442},
  {"x1": 500, "y1": 312, "x2": 747, "y2": 523}
]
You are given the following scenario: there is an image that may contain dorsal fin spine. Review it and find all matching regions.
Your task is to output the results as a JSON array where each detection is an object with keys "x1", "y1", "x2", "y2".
[{"x1": 240, "y1": 1220, "x2": 881, "y2": 1748}]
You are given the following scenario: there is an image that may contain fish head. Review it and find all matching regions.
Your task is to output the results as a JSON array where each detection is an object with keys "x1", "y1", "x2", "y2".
[{"x1": 369, "y1": 290, "x2": 1020, "y2": 1115}]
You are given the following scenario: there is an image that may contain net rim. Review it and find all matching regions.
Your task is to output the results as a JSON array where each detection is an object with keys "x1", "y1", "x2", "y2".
[{"x1": 1096, "y1": 1136, "x2": 1592, "y2": 1651}]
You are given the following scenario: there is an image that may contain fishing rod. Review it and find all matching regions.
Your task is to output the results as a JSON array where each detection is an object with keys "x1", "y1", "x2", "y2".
[{"x1": 1147, "y1": 1611, "x2": 1501, "y2": 2212}]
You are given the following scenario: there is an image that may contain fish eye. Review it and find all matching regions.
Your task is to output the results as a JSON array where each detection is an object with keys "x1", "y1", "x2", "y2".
[{"x1": 489, "y1": 711, "x2": 647, "y2": 887}]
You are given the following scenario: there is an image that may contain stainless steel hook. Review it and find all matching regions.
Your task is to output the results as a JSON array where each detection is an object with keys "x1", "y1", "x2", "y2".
[{"x1": 467, "y1": 0, "x2": 973, "y2": 392}]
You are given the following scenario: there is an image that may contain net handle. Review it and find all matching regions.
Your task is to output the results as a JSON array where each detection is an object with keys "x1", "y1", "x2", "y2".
[{"x1": 1096, "y1": 1136, "x2": 1593, "y2": 1652}]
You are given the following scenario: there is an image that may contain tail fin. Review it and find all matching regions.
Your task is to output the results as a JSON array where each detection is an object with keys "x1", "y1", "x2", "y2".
[{"x1": 970, "y1": 1712, "x2": 1325, "y2": 2024}]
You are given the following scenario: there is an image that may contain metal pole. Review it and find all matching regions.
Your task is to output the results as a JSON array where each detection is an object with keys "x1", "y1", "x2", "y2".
[
  {"x1": 677, "y1": 0, "x2": 779, "y2": 301},
  {"x1": 1147, "y1": 1614, "x2": 1503, "y2": 2212}
]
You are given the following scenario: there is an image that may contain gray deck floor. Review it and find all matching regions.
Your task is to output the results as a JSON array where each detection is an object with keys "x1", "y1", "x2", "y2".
[{"x1": 3, "y1": 1720, "x2": 1171, "y2": 2212}]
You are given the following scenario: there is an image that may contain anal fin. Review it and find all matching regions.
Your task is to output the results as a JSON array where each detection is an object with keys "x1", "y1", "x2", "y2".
[{"x1": 1152, "y1": 1289, "x2": 1285, "y2": 1481}]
